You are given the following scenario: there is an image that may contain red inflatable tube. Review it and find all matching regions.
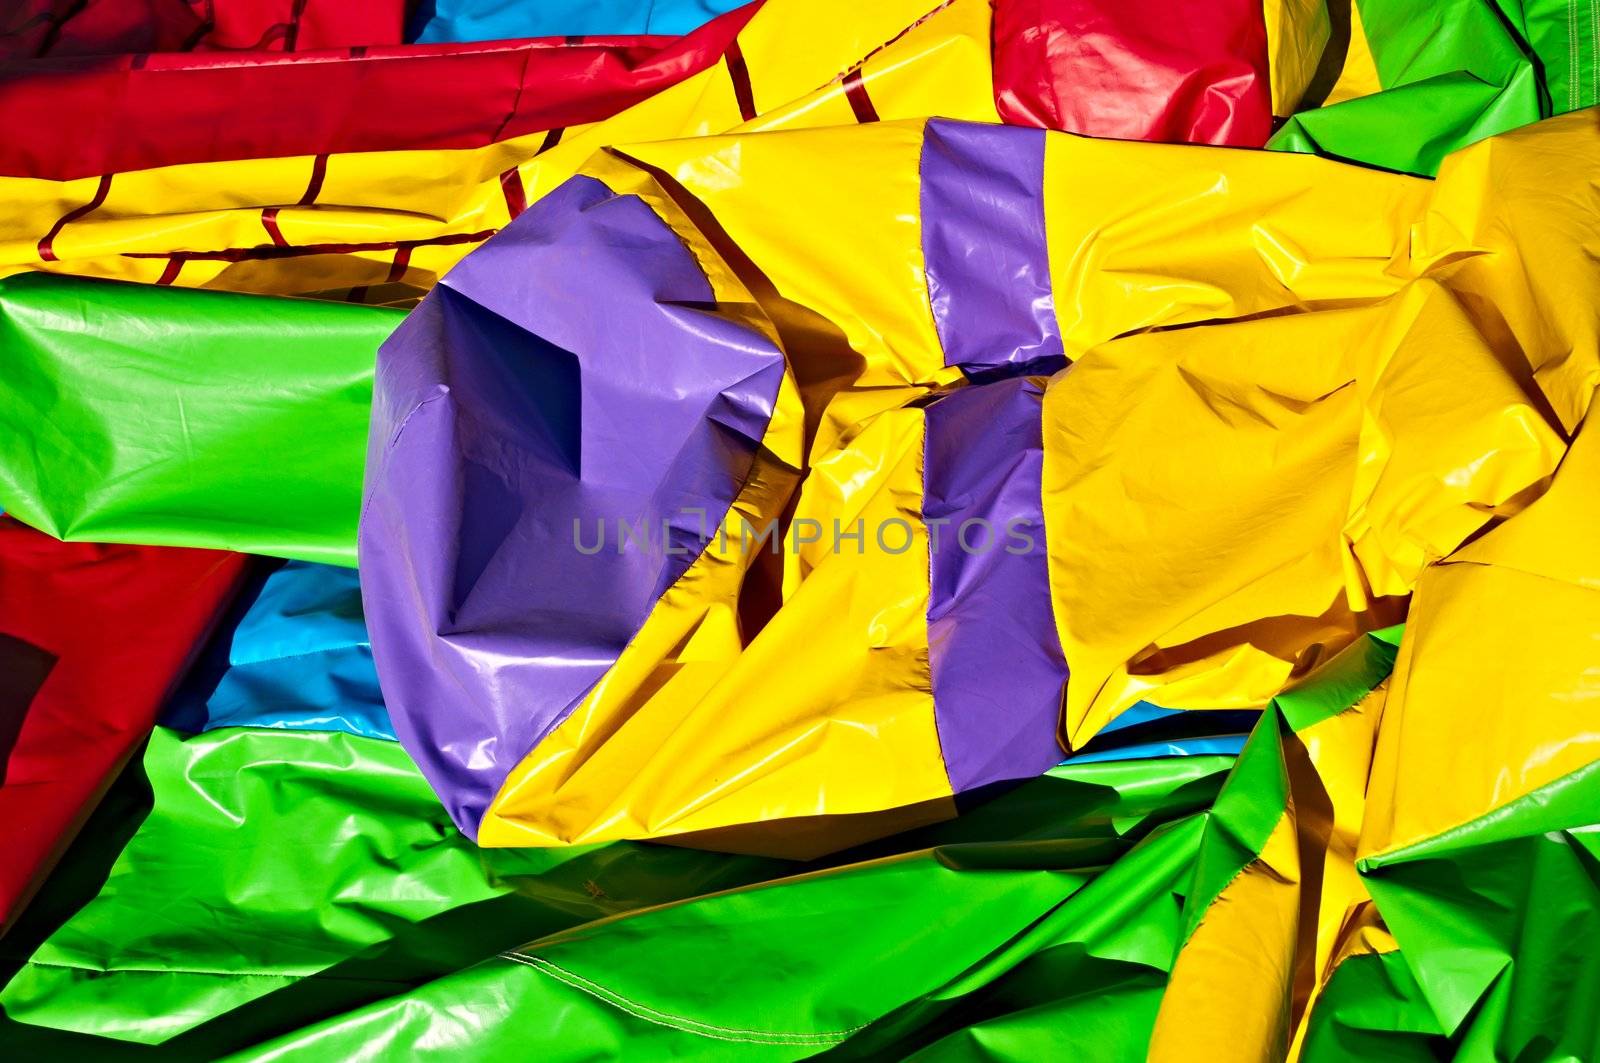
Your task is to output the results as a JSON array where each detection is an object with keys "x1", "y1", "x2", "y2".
[
  {"x1": 993, "y1": 0, "x2": 1272, "y2": 147},
  {"x1": 0, "y1": 0, "x2": 1266, "y2": 181},
  {"x1": 0, "y1": 2, "x2": 760, "y2": 179},
  {"x1": 0, "y1": 519, "x2": 248, "y2": 934},
  {"x1": 0, "y1": 0, "x2": 407, "y2": 60}
]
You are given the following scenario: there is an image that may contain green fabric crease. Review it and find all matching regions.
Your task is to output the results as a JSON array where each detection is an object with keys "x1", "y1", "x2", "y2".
[{"x1": 0, "y1": 274, "x2": 394, "y2": 565}]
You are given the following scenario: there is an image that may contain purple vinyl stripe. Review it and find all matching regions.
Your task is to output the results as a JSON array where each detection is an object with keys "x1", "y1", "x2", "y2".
[
  {"x1": 359, "y1": 175, "x2": 786, "y2": 836},
  {"x1": 924, "y1": 376, "x2": 1067, "y2": 793},
  {"x1": 920, "y1": 119, "x2": 1064, "y2": 377}
]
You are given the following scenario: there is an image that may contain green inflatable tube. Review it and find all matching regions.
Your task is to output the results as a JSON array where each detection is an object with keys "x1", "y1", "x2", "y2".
[{"x1": 0, "y1": 273, "x2": 398, "y2": 566}]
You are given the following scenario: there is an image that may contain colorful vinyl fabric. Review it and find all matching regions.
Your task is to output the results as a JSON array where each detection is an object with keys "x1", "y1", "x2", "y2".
[
  {"x1": 4, "y1": 0, "x2": 1600, "y2": 1056},
  {"x1": 0, "y1": 8, "x2": 759, "y2": 180},
  {"x1": 992, "y1": 0, "x2": 1272, "y2": 145},
  {"x1": 0, "y1": 744, "x2": 1228, "y2": 1056},
  {"x1": 162, "y1": 560, "x2": 392, "y2": 740},
  {"x1": 0, "y1": 0, "x2": 407, "y2": 58},
  {"x1": 232, "y1": 757, "x2": 1231, "y2": 1060},
  {"x1": 0, "y1": 0, "x2": 1271, "y2": 299},
  {"x1": 0, "y1": 273, "x2": 397, "y2": 563},
  {"x1": 0, "y1": 725, "x2": 788, "y2": 1053},
  {"x1": 0, "y1": 0, "x2": 1002, "y2": 297},
  {"x1": 409, "y1": 0, "x2": 747, "y2": 42},
  {"x1": 1270, "y1": 0, "x2": 1600, "y2": 174},
  {"x1": 0, "y1": 519, "x2": 245, "y2": 934},
  {"x1": 0, "y1": 0, "x2": 1280, "y2": 566},
  {"x1": 1152, "y1": 402, "x2": 1600, "y2": 1059},
  {"x1": 359, "y1": 107, "x2": 1599, "y2": 848}
]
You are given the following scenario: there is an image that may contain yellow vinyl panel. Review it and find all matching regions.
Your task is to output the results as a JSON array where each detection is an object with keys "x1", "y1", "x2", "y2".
[
  {"x1": 1044, "y1": 111, "x2": 1598, "y2": 746},
  {"x1": 480, "y1": 401, "x2": 950, "y2": 851},
  {"x1": 1263, "y1": 0, "x2": 1332, "y2": 115},
  {"x1": 0, "y1": 0, "x2": 996, "y2": 299},
  {"x1": 1040, "y1": 130, "x2": 1425, "y2": 358},
  {"x1": 1360, "y1": 408, "x2": 1600, "y2": 860},
  {"x1": 1150, "y1": 803, "x2": 1303, "y2": 1062}
]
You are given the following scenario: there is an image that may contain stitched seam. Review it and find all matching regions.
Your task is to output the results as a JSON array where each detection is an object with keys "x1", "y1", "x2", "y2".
[
  {"x1": 500, "y1": 953, "x2": 867, "y2": 1045},
  {"x1": 915, "y1": 123, "x2": 947, "y2": 364},
  {"x1": 1571, "y1": 0, "x2": 1580, "y2": 110},
  {"x1": 918, "y1": 400, "x2": 951, "y2": 790},
  {"x1": 814, "y1": 0, "x2": 956, "y2": 90}
]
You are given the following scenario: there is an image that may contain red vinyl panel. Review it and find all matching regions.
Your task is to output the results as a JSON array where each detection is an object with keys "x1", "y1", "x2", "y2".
[
  {"x1": 0, "y1": 2, "x2": 760, "y2": 179},
  {"x1": 993, "y1": 0, "x2": 1273, "y2": 147},
  {"x1": 0, "y1": 519, "x2": 248, "y2": 933}
]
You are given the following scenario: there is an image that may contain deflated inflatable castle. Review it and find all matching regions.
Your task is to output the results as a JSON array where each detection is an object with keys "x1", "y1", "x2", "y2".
[{"x1": 1, "y1": 0, "x2": 1598, "y2": 1057}]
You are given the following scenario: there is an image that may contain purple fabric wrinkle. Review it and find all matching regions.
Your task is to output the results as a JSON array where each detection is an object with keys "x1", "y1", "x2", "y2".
[
  {"x1": 359, "y1": 175, "x2": 787, "y2": 836},
  {"x1": 919, "y1": 119, "x2": 1064, "y2": 378},
  {"x1": 923, "y1": 375, "x2": 1068, "y2": 794}
]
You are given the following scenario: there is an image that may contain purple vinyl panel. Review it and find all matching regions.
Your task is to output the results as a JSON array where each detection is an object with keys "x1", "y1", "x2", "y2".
[
  {"x1": 923, "y1": 376, "x2": 1067, "y2": 793},
  {"x1": 360, "y1": 175, "x2": 786, "y2": 836},
  {"x1": 919, "y1": 119, "x2": 1064, "y2": 378}
]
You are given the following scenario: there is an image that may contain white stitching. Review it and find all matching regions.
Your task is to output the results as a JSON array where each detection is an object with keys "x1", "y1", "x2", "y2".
[
  {"x1": 1571, "y1": 0, "x2": 1581, "y2": 110},
  {"x1": 1580, "y1": 0, "x2": 1593, "y2": 108}
]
